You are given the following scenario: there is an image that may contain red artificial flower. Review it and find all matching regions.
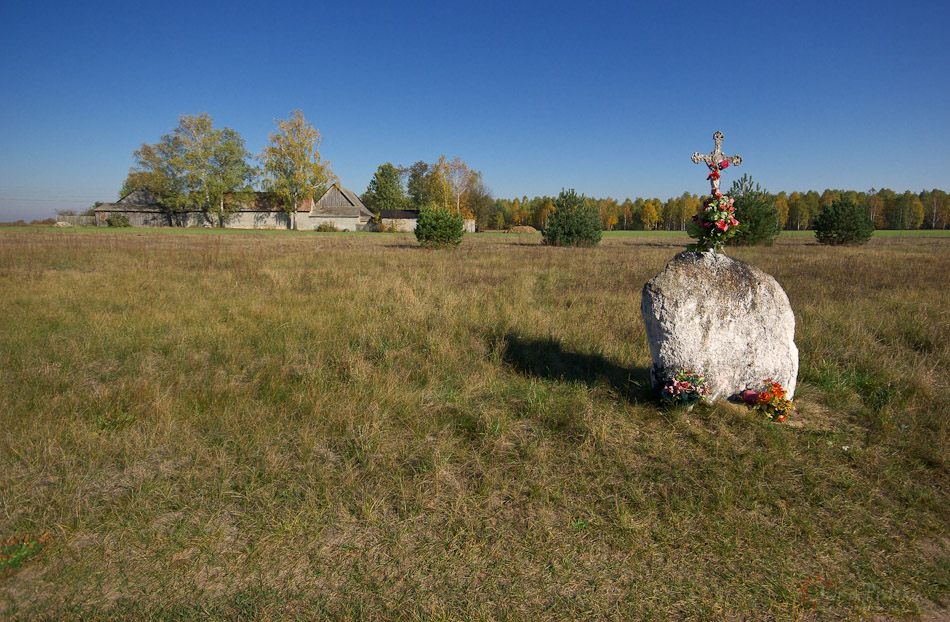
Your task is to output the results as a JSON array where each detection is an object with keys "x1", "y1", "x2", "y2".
[
  {"x1": 757, "y1": 391, "x2": 772, "y2": 404},
  {"x1": 719, "y1": 160, "x2": 730, "y2": 170},
  {"x1": 714, "y1": 190, "x2": 723, "y2": 199},
  {"x1": 716, "y1": 220, "x2": 728, "y2": 231},
  {"x1": 776, "y1": 415, "x2": 787, "y2": 423}
]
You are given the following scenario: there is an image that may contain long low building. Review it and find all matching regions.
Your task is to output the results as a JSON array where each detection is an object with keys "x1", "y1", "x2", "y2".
[
  {"x1": 94, "y1": 184, "x2": 376, "y2": 231},
  {"x1": 378, "y1": 209, "x2": 476, "y2": 233}
]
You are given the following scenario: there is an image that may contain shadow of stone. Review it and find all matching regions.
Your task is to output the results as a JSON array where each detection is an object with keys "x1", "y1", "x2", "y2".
[{"x1": 496, "y1": 333, "x2": 653, "y2": 404}]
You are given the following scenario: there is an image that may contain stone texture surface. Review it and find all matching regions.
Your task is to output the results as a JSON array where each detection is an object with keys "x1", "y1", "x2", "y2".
[{"x1": 641, "y1": 251, "x2": 798, "y2": 400}]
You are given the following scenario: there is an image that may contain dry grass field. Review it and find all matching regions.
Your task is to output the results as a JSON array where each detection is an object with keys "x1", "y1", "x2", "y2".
[{"x1": 1, "y1": 228, "x2": 948, "y2": 620}]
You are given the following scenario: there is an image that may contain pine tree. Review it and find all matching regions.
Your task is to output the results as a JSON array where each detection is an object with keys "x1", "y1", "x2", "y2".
[
  {"x1": 415, "y1": 206, "x2": 465, "y2": 248},
  {"x1": 814, "y1": 197, "x2": 874, "y2": 245},
  {"x1": 728, "y1": 174, "x2": 781, "y2": 246},
  {"x1": 362, "y1": 163, "x2": 406, "y2": 215},
  {"x1": 542, "y1": 189, "x2": 602, "y2": 247}
]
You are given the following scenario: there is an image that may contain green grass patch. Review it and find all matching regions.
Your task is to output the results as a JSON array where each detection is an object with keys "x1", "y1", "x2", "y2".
[{"x1": 0, "y1": 535, "x2": 48, "y2": 576}]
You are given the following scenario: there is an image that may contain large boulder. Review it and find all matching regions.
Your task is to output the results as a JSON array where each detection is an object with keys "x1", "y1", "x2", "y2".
[{"x1": 641, "y1": 251, "x2": 798, "y2": 400}]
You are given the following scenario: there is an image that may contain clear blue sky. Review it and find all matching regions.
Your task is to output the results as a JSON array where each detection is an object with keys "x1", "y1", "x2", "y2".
[{"x1": 1, "y1": 0, "x2": 947, "y2": 220}]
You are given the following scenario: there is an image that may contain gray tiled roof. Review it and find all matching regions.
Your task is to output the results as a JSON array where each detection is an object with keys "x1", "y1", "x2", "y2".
[{"x1": 379, "y1": 209, "x2": 420, "y2": 220}]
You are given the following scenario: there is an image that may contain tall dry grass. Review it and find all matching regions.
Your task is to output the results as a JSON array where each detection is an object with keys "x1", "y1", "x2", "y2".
[{"x1": 0, "y1": 228, "x2": 947, "y2": 620}]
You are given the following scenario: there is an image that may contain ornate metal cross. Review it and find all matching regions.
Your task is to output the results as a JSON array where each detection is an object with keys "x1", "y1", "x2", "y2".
[{"x1": 692, "y1": 131, "x2": 741, "y2": 193}]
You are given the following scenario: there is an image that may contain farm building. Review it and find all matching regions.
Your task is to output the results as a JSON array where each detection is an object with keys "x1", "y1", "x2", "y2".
[
  {"x1": 94, "y1": 184, "x2": 375, "y2": 231},
  {"x1": 378, "y1": 209, "x2": 421, "y2": 232},
  {"x1": 300, "y1": 184, "x2": 374, "y2": 231},
  {"x1": 377, "y1": 209, "x2": 476, "y2": 233}
]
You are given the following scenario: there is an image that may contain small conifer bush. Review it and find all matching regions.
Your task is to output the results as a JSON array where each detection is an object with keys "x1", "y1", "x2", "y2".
[
  {"x1": 814, "y1": 197, "x2": 874, "y2": 245},
  {"x1": 415, "y1": 206, "x2": 464, "y2": 248},
  {"x1": 106, "y1": 214, "x2": 131, "y2": 227},
  {"x1": 727, "y1": 175, "x2": 780, "y2": 247},
  {"x1": 542, "y1": 189, "x2": 602, "y2": 247}
]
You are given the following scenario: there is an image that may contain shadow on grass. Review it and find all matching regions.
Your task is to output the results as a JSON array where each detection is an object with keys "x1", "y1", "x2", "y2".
[{"x1": 497, "y1": 332, "x2": 653, "y2": 404}]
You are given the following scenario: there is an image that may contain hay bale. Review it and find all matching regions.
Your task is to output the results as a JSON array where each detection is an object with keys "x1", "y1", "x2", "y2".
[{"x1": 507, "y1": 225, "x2": 538, "y2": 234}]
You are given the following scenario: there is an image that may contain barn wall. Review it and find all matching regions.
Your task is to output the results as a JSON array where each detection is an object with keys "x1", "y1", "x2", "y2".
[
  {"x1": 297, "y1": 216, "x2": 366, "y2": 231},
  {"x1": 94, "y1": 210, "x2": 292, "y2": 229},
  {"x1": 56, "y1": 215, "x2": 97, "y2": 226},
  {"x1": 380, "y1": 218, "x2": 417, "y2": 232},
  {"x1": 92, "y1": 208, "x2": 381, "y2": 232},
  {"x1": 224, "y1": 212, "x2": 291, "y2": 229},
  {"x1": 95, "y1": 210, "x2": 175, "y2": 227},
  {"x1": 377, "y1": 218, "x2": 475, "y2": 233}
]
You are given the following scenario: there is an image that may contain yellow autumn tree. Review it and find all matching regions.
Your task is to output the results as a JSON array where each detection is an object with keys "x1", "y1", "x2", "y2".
[
  {"x1": 259, "y1": 110, "x2": 336, "y2": 229},
  {"x1": 641, "y1": 199, "x2": 660, "y2": 230}
]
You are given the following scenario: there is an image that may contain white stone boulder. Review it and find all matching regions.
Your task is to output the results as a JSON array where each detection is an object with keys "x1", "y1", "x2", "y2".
[{"x1": 641, "y1": 251, "x2": 798, "y2": 400}]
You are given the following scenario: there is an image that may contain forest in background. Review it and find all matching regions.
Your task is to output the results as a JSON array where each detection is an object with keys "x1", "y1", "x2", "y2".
[
  {"x1": 485, "y1": 188, "x2": 950, "y2": 232},
  {"x1": 360, "y1": 159, "x2": 949, "y2": 233}
]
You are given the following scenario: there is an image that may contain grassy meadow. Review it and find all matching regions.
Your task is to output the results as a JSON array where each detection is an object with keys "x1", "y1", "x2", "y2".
[{"x1": 0, "y1": 228, "x2": 948, "y2": 620}]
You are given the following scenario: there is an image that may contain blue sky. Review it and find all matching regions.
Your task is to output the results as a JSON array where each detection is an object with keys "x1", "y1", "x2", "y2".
[{"x1": 1, "y1": 0, "x2": 947, "y2": 220}]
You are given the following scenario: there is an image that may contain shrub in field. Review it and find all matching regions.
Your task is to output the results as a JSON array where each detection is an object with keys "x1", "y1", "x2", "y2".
[
  {"x1": 415, "y1": 206, "x2": 464, "y2": 248},
  {"x1": 727, "y1": 174, "x2": 780, "y2": 247},
  {"x1": 814, "y1": 197, "x2": 874, "y2": 245},
  {"x1": 315, "y1": 222, "x2": 341, "y2": 232},
  {"x1": 542, "y1": 189, "x2": 601, "y2": 247},
  {"x1": 106, "y1": 214, "x2": 131, "y2": 227}
]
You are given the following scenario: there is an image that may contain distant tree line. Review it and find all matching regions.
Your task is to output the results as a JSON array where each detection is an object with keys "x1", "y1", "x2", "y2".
[
  {"x1": 486, "y1": 187, "x2": 950, "y2": 232},
  {"x1": 0, "y1": 218, "x2": 57, "y2": 227}
]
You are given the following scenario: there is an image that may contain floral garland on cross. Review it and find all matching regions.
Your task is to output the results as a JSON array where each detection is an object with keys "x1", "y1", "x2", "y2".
[{"x1": 686, "y1": 160, "x2": 741, "y2": 253}]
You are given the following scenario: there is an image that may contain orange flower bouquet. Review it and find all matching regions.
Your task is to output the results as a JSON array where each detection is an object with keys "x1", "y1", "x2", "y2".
[{"x1": 741, "y1": 379, "x2": 793, "y2": 422}]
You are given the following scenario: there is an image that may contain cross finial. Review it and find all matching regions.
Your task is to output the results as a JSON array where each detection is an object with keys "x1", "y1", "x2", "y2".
[{"x1": 692, "y1": 131, "x2": 741, "y2": 193}]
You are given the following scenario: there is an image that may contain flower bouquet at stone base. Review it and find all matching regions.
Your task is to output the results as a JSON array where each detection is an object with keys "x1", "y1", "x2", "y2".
[
  {"x1": 740, "y1": 379, "x2": 793, "y2": 422},
  {"x1": 660, "y1": 369, "x2": 710, "y2": 409}
]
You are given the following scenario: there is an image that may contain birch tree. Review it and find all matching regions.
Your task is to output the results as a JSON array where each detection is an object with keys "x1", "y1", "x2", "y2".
[
  {"x1": 259, "y1": 110, "x2": 336, "y2": 229},
  {"x1": 446, "y1": 156, "x2": 472, "y2": 216},
  {"x1": 123, "y1": 113, "x2": 254, "y2": 225}
]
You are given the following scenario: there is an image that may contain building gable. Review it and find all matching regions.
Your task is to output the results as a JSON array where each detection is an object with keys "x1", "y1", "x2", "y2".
[
  {"x1": 311, "y1": 184, "x2": 373, "y2": 220},
  {"x1": 315, "y1": 185, "x2": 355, "y2": 209}
]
